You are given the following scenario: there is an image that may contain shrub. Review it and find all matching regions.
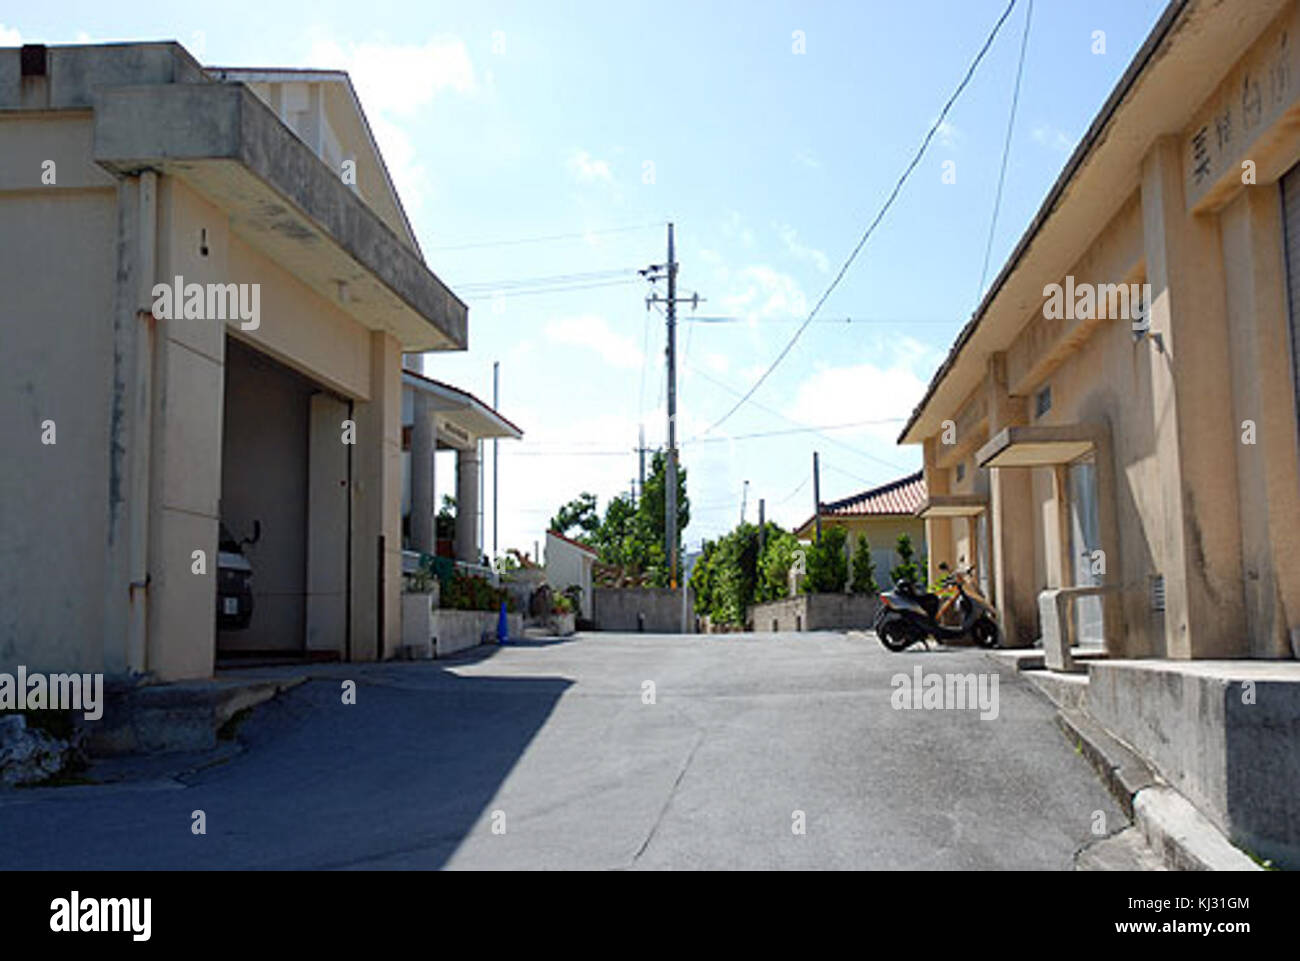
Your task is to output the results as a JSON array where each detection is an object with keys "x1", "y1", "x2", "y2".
[{"x1": 849, "y1": 534, "x2": 878, "y2": 595}]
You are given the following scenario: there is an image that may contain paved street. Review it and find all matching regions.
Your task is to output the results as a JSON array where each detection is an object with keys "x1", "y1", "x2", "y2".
[{"x1": 0, "y1": 632, "x2": 1122, "y2": 870}]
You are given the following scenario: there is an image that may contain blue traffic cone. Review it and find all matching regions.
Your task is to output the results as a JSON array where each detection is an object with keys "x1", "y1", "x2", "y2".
[{"x1": 497, "y1": 601, "x2": 509, "y2": 644}]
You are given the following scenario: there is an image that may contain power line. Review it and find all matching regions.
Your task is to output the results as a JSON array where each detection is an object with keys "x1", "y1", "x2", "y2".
[
  {"x1": 462, "y1": 278, "x2": 642, "y2": 301},
  {"x1": 680, "y1": 315, "x2": 957, "y2": 325},
  {"x1": 430, "y1": 222, "x2": 662, "y2": 251},
  {"x1": 977, "y1": 0, "x2": 1034, "y2": 302},
  {"x1": 698, "y1": 0, "x2": 1021, "y2": 437},
  {"x1": 456, "y1": 267, "x2": 636, "y2": 291},
  {"x1": 684, "y1": 360, "x2": 909, "y2": 474}
]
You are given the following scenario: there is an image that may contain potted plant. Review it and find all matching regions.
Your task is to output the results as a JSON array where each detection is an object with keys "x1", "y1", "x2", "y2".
[{"x1": 550, "y1": 593, "x2": 576, "y2": 637}]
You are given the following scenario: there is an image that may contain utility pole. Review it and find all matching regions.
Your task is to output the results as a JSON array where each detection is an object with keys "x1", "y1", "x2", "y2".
[
  {"x1": 740, "y1": 479, "x2": 749, "y2": 526},
  {"x1": 641, "y1": 222, "x2": 702, "y2": 591},
  {"x1": 813, "y1": 451, "x2": 822, "y2": 544},
  {"x1": 492, "y1": 360, "x2": 499, "y2": 562},
  {"x1": 758, "y1": 498, "x2": 766, "y2": 559},
  {"x1": 636, "y1": 424, "x2": 648, "y2": 505}
]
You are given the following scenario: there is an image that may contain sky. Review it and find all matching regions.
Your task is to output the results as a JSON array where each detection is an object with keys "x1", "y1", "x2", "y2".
[{"x1": 6, "y1": 0, "x2": 1169, "y2": 558}]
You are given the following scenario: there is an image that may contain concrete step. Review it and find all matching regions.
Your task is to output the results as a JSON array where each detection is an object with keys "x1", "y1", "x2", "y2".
[
  {"x1": 1076, "y1": 826, "x2": 1168, "y2": 871},
  {"x1": 85, "y1": 674, "x2": 307, "y2": 756}
]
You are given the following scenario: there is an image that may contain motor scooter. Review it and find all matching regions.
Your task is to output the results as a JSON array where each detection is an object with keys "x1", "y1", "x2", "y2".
[{"x1": 872, "y1": 563, "x2": 1000, "y2": 652}]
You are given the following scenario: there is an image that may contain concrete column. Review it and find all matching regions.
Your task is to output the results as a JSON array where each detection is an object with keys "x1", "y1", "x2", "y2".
[
  {"x1": 145, "y1": 176, "x2": 227, "y2": 680},
  {"x1": 456, "y1": 446, "x2": 481, "y2": 564},
  {"x1": 409, "y1": 391, "x2": 436, "y2": 553},
  {"x1": 350, "y1": 330, "x2": 403, "y2": 661},
  {"x1": 986, "y1": 352, "x2": 1038, "y2": 647},
  {"x1": 1221, "y1": 182, "x2": 1300, "y2": 658},
  {"x1": 1141, "y1": 136, "x2": 1244, "y2": 658},
  {"x1": 922, "y1": 435, "x2": 953, "y2": 584}
]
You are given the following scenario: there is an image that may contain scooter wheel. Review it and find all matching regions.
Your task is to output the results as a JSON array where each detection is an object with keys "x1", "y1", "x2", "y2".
[
  {"x1": 972, "y1": 618, "x2": 1000, "y2": 648},
  {"x1": 877, "y1": 618, "x2": 915, "y2": 652}
]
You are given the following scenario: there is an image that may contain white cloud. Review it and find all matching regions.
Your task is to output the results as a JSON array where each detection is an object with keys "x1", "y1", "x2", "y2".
[
  {"x1": 777, "y1": 224, "x2": 830, "y2": 274},
  {"x1": 308, "y1": 34, "x2": 477, "y2": 117},
  {"x1": 794, "y1": 149, "x2": 822, "y2": 170},
  {"x1": 703, "y1": 352, "x2": 730, "y2": 375},
  {"x1": 788, "y1": 356, "x2": 930, "y2": 445},
  {"x1": 1, "y1": 24, "x2": 22, "y2": 45},
  {"x1": 721, "y1": 265, "x2": 808, "y2": 323},
  {"x1": 1032, "y1": 125, "x2": 1073, "y2": 153},
  {"x1": 545, "y1": 314, "x2": 642, "y2": 369},
  {"x1": 567, "y1": 149, "x2": 614, "y2": 185},
  {"x1": 303, "y1": 33, "x2": 477, "y2": 215},
  {"x1": 936, "y1": 120, "x2": 961, "y2": 149}
]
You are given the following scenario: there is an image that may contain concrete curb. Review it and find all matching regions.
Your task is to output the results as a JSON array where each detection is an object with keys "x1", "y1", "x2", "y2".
[{"x1": 987, "y1": 651, "x2": 1262, "y2": 872}]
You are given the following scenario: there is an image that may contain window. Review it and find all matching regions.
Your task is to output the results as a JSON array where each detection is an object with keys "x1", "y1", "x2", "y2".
[
  {"x1": 1035, "y1": 384, "x2": 1052, "y2": 419},
  {"x1": 955, "y1": 461, "x2": 966, "y2": 483}
]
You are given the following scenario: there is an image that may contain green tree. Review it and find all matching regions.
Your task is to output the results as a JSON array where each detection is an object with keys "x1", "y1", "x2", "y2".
[
  {"x1": 628, "y1": 450, "x2": 690, "y2": 586},
  {"x1": 593, "y1": 493, "x2": 636, "y2": 564},
  {"x1": 549, "y1": 492, "x2": 600, "y2": 541},
  {"x1": 890, "y1": 532, "x2": 921, "y2": 588},
  {"x1": 849, "y1": 534, "x2": 878, "y2": 595},
  {"x1": 757, "y1": 528, "x2": 799, "y2": 602},
  {"x1": 803, "y1": 525, "x2": 848, "y2": 594},
  {"x1": 689, "y1": 538, "x2": 719, "y2": 618}
]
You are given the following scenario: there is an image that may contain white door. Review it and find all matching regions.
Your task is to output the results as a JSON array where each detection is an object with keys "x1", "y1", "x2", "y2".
[{"x1": 1069, "y1": 459, "x2": 1104, "y2": 646}]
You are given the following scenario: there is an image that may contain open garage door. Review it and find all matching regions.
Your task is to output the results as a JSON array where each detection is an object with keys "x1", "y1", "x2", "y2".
[{"x1": 219, "y1": 337, "x2": 348, "y2": 659}]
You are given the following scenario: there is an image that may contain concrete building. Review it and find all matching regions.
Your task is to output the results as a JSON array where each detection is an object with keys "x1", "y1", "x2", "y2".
[
  {"x1": 544, "y1": 529, "x2": 598, "y2": 617},
  {"x1": 899, "y1": 0, "x2": 1300, "y2": 865},
  {"x1": 402, "y1": 369, "x2": 522, "y2": 566},
  {"x1": 1, "y1": 42, "x2": 468, "y2": 679},
  {"x1": 793, "y1": 471, "x2": 928, "y2": 590}
]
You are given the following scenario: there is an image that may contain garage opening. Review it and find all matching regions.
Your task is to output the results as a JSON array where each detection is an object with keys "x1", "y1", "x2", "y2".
[{"x1": 217, "y1": 336, "x2": 349, "y2": 663}]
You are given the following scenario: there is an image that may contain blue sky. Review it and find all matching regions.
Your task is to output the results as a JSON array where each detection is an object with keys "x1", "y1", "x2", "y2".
[{"x1": 7, "y1": 0, "x2": 1167, "y2": 556}]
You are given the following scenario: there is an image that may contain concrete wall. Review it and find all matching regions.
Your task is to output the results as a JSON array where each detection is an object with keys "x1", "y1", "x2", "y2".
[
  {"x1": 592, "y1": 587, "x2": 692, "y2": 633},
  {"x1": 1089, "y1": 660, "x2": 1300, "y2": 868},
  {"x1": 0, "y1": 115, "x2": 117, "y2": 674},
  {"x1": 751, "y1": 594, "x2": 881, "y2": 633}
]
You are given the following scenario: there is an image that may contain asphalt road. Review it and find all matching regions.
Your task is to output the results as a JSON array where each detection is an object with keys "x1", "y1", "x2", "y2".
[{"x1": 0, "y1": 631, "x2": 1123, "y2": 869}]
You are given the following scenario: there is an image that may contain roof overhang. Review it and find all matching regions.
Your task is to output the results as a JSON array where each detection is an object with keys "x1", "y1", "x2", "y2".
[
  {"x1": 976, "y1": 424, "x2": 1103, "y2": 469},
  {"x1": 404, "y1": 370, "x2": 523, "y2": 444},
  {"x1": 914, "y1": 494, "x2": 988, "y2": 519},
  {"x1": 92, "y1": 82, "x2": 466, "y2": 352}
]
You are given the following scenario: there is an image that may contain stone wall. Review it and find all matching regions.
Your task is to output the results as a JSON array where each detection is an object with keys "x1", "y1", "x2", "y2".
[
  {"x1": 750, "y1": 593, "x2": 880, "y2": 633},
  {"x1": 592, "y1": 587, "x2": 693, "y2": 633}
]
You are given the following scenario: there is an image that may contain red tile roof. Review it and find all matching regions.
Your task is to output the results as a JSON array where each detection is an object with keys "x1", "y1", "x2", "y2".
[
  {"x1": 546, "y1": 529, "x2": 600, "y2": 557},
  {"x1": 795, "y1": 470, "x2": 926, "y2": 533}
]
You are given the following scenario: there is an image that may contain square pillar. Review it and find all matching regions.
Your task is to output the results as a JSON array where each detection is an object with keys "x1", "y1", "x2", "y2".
[
  {"x1": 986, "y1": 352, "x2": 1038, "y2": 647},
  {"x1": 922, "y1": 435, "x2": 953, "y2": 584},
  {"x1": 1221, "y1": 182, "x2": 1300, "y2": 657},
  {"x1": 350, "y1": 330, "x2": 402, "y2": 661},
  {"x1": 1141, "y1": 136, "x2": 1244, "y2": 658}
]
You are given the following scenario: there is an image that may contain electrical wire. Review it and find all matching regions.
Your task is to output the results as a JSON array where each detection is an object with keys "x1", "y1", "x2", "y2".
[
  {"x1": 977, "y1": 0, "x2": 1034, "y2": 302},
  {"x1": 698, "y1": 0, "x2": 1021, "y2": 437},
  {"x1": 430, "y1": 222, "x2": 662, "y2": 251}
]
